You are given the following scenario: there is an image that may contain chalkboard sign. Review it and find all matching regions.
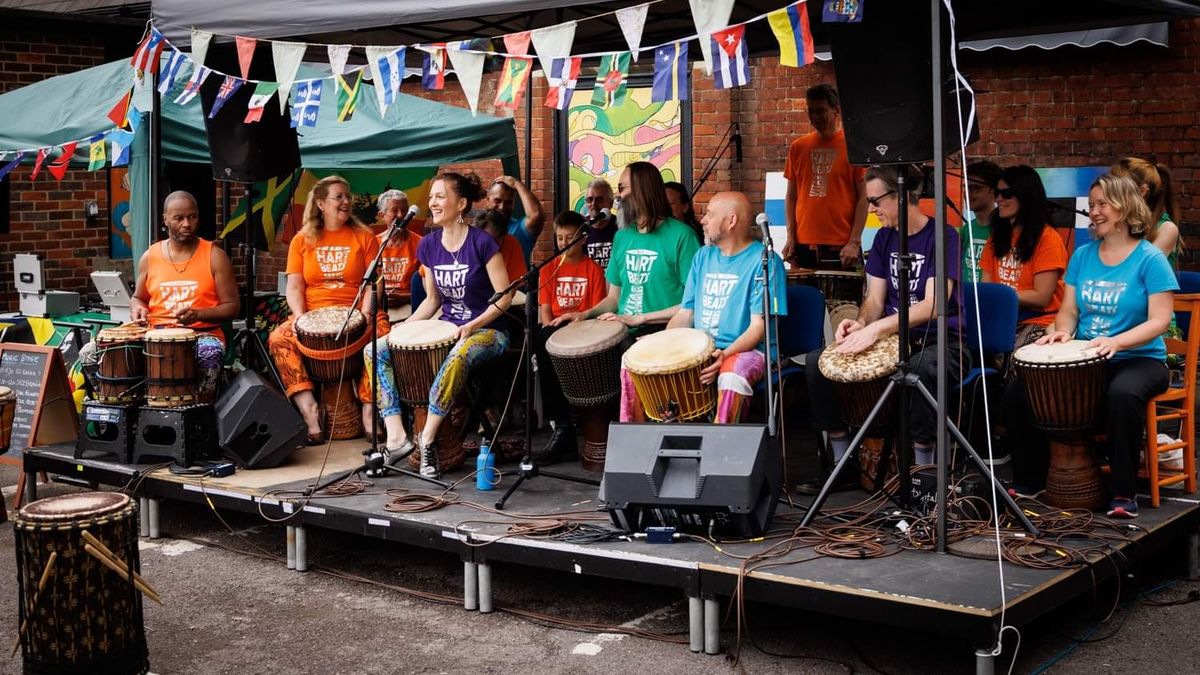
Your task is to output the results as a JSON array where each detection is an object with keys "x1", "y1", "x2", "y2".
[{"x1": 0, "y1": 344, "x2": 77, "y2": 462}]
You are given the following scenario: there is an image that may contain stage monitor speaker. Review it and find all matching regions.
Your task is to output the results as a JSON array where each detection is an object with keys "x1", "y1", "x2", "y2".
[
  {"x1": 828, "y1": 0, "x2": 979, "y2": 166},
  {"x1": 198, "y1": 46, "x2": 301, "y2": 183},
  {"x1": 599, "y1": 423, "x2": 780, "y2": 537},
  {"x1": 216, "y1": 370, "x2": 306, "y2": 469}
]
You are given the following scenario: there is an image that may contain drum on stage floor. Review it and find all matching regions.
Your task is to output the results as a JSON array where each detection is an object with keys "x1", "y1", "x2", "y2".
[
  {"x1": 546, "y1": 319, "x2": 626, "y2": 471},
  {"x1": 819, "y1": 334, "x2": 900, "y2": 491}
]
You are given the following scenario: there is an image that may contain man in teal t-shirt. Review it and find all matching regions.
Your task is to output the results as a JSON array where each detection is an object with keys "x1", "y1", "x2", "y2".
[{"x1": 961, "y1": 160, "x2": 1001, "y2": 283}]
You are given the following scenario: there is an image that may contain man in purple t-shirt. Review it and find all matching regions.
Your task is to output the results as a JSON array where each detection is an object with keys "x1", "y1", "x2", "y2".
[{"x1": 801, "y1": 165, "x2": 969, "y2": 492}]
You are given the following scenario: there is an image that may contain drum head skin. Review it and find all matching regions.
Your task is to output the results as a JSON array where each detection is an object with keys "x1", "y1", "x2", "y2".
[
  {"x1": 818, "y1": 333, "x2": 900, "y2": 383},
  {"x1": 511, "y1": 290, "x2": 527, "y2": 307},
  {"x1": 546, "y1": 319, "x2": 627, "y2": 358},
  {"x1": 387, "y1": 319, "x2": 460, "y2": 349},
  {"x1": 145, "y1": 327, "x2": 196, "y2": 341},
  {"x1": 814, "y1": 270, "x2": 866, "y2": 279},
  {"x1": 0, "y1": 385, "x2": 14, "y2": 400},
  {"x1": 1013, "y1": 339, "x2": 1100, "y2": 365},
  {"x1": 97, "y1": 325, "x2": 146, "y2": 342},
  {"x1": 295, "y1": 306, "x2": 365, "y2": 335},
  {"x1": 623, "y1": 328, "x2": 714, "y2": 374},
  {"x1": 20, "y1": 492, "x2": 130, "y2": 522}
]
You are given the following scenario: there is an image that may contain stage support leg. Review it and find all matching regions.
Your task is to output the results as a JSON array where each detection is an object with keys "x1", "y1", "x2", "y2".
[
  {"x1": 478, "y1": 562, "x2": 493, "y2": 614},
  {"x1": 688, "y1": 595, "x2": 703, "y2": 653},
  {"x1": 294, "y1": 525, "x2": 308, "y2": 572},
  {"x1": 286, "y1": 526, "x2": 296, "y2": 570},
  {"x1": 464, "y1": 561, "x2": 479, "y2": 611},
  {"x1": 975, "y1": 647, "x2": 997, "y2": 675},
  {"x1": 1187, "y1": 531, "x2": 1200, "y2": 579},
  {"x1": 147, "y1": 497, "x2": 161, "y2": 539},
  {"x1": 703, "y1": 597, "x2": 720, "y2": 655},
  {"x1": 139, "y1": 496, "x2": 151, "y2": 537}
]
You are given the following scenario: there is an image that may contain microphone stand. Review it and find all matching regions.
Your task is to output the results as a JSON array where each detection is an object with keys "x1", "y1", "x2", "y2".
[
  {"x1": 757, "y1": 220, "x2": 780, "y2": 439},
  {"x1": 308, "y1": 221, "x2": 450, "y2": 495},
  {"x1": 493, "y1": 223, "x2": 601, "y2": 511}
]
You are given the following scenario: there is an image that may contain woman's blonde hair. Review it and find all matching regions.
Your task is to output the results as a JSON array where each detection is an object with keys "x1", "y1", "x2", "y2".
[
  {"x1": 1092, "y1": 174, "x2": 1153, "y2": 239},
  {"x1": 300, "y1": 175, "x2": 368, "y2": 244},
  {"x1": 1111, "y1": 157, "x2": 1182, "y2": 255}
]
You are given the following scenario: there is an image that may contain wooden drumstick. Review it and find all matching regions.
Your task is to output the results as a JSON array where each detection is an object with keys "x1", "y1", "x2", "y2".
[
  {"x1": 83, "y1": 543, "x2": 162, "y2": 605},
  {"x1": 81, "y1": 529, "x2": 162, "y2": 603},
  {"x1": 11, "y1": 551, "x2": 57, "y2": 657}
]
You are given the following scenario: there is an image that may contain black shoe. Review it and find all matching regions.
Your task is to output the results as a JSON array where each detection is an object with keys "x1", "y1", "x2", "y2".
[
  {"x1": 796, "y1": 467, "x2": 859, "y2": 495},
  {"x1": 419, "y1": 440, "x2": 440, "y2": 479},
  {"x1": 532, "y1": 424, "x2": 578, "y2": 465}
]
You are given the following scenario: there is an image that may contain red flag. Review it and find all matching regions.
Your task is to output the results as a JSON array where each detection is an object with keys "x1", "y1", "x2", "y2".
[
  {"x1": 503, "y1": 31, "x2": 531, "y2": 56},
  {"x1": 48, "y1": 142, "x2": 76, "y2": 181},
  {"x1": 30, "y1": 147, "x2": 50, "y2": 181},
  {"x1": 106, "y1": 90, "x2": 132, "y2": 128},
  {"x1": 235, "y1": 36, "x2": 257, "y2": 80}
]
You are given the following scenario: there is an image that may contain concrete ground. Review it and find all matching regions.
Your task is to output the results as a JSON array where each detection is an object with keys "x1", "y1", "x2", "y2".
[{"x1": 3, "y1": 460, "x2": 1200, "y2": 675}]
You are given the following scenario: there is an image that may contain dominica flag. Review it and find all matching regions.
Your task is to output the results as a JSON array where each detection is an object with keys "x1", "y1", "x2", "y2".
[
  {"x1": 336, "y1": 71, "x2": 363, "y2": 122},
  {"x1": 290, "y1": 80, "x2": 322, "y2": 129},
  {"x1": 711, "y1": 25, "x2": 750, "y2": 89},
  {"x1": 422, "y1": 47, "x2": 447, "y2": 90},
  {"x1": 768, "y1": 1, "x2": 816, "y2": 68},
  {"x1": 244, "y1": 82, "x2": 280, "y2": 123},
  {"x1": 494, "y1": 56, "x2": 532, "y2": 111},
  {"x1": 174, "y1": 66, "x2": 211, "y2": 105},
  {"x1": 208, "y1": 75, "x2": 244, "y2": 118},
  {"x1": 591, "y1": 52, "x2": 631, "y2": 108},
  {"x1": 651, "y1": 42, "x2": 688, "y2": 102},
  {"x1": 544, "y1": 56, "x2": 582, "y2": 110}
]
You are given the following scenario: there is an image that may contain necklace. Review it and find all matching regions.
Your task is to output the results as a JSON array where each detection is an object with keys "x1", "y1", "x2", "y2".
[
  {"x1": 164, "y1": 240, "x2": 197, "y2": 273},
  {"x1": 443, "y1": 227, "x2": 466, "y2": 266}
]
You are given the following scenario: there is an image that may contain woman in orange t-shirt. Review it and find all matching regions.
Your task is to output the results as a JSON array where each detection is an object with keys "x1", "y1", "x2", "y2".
[
  {"x1": 980, "y1": 165, "x2": 1067, "y2": 344},
  {"x1": 268, "y1": 176, "x2": 383, "y2": 442}
]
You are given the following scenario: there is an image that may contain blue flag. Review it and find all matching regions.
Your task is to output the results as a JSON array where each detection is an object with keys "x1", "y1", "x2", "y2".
[
  {"x1": 290, "y1": 80, "x2": 323, "y2": 128},
  {"x1": 208, "y1": 76, "x2": 243, "y2": 119},
  {"x1": 651, "y1": 42, "x2": 688, "y2": 102},
  {"x1": 0, "y1": 152, "x2": 24, "y2": 181}
]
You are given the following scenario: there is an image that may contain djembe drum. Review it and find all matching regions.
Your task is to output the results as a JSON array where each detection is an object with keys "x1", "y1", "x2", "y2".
[
  {"x1": 294, "y1": 307, "x2": 370, "y2": 383},
  {"x1": 95, "y1": 325, "x2": 147, "y2": 404},
  {"x1": 14, "y1": 492, "x2": 149, "y2": 675},
  {"x1": 1013, "y1": 340, "x2": 1107, "y2": 510},
  {"x1": 144, "y1": 327, "x2": 199, "y2": 407},
  {"x1": 386, "y1": 320, "x2": 468, "y2": 473},
  {"x1": 814, "y1": 270, "x2": 866, "y2": 306},
  {"x1": 320, "y1": 381, "x2": 363, "y2": 440},
  {"x1": 0, "y1": 385, "x2": 16, "y2": 453},
  {"x1": 818, "y1": 334, "x2": 900, "y2": 491},
  {"x1": 623, "y1": 328, "x2": 716, "y2": 422},
  {"x1": 786, "y1": 267, "x2": 815, "y2": 287},
  {"x1": 545, "y1": 319, "x2": 627, "y2": 471}
]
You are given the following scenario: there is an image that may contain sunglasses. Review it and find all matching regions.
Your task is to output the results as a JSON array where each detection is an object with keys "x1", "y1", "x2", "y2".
[
  {"x1": 866, "y1": 190, "x2": 895, "y2": 208},
  {"x1": 996, "y1": 188, "x2": 1017, "y2": 199}
]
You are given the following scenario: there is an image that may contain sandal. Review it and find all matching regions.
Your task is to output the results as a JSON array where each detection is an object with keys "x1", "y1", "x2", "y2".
[{"x1": 304, "y1": 432, "x2": 325, "y2": 446}]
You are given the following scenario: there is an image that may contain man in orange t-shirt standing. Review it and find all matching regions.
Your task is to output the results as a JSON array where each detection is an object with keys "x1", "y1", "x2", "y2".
[{"x1": 782, "y1": 84, "x2": 868, "y2": 270}]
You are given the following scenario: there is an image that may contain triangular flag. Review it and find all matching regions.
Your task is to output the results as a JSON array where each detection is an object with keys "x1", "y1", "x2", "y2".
[
  {"x1": 446, "y1": 42, "x2": 486, "y2": 116},
  {"x1": 0, "y1": 152, "x2": 23, "y2": 181},
  {"x1": 30, "y1": 148, "x2": 50, "y2": 180},
  {"x1": 420, "y1": 46, "x2": 447, "y2": 90},
  {"x1": 131, "y1": 28, "x2": 165, "y2": 75},
  {"x1": 109, "y1": 130, "x2": 135, "y2": 167},
  {"x1": 328, "y1": 44, "x2": 351, "y2": 77},
  {"x1": 88, "y1": 136, "x2": 107, "y2": 171},
  {"x1": 272, "y1": 41, "x2": 307, "y2": 114},
  {"x1": 543, "y1": 56, "x2": 582, "y2": 110},
  {"x1": 175, "y1": 66, "x2": 211, "y2": 105},
  {"x1": 616, "y1": 3, "x2": 650, "y2": 62},
  {"x1": 823, "y1": 0, "x2": 863, "y2": 23},
  {"x1": 48, "y1": 143, "x2": 75, "y2": 180},
  {"x1": 126, "y1": 108, "x2": 143, "y2": 133},
  {"x1": 290, "y1": 80, "x2": 323, "y2": 129},
  {"x1": 235, "y1": 36, "x2": 257, "y2": 81},
  {"x1": 366, "y1": 46, "x2": 405, "y2": 115},
  {"x1": 531, "y1": 22, "x2": 577, "y2": 80},
  {"x1": 591, "y1": 52, "x2": 631, "y2": 108},
  {"x1": 244, "y1": 82, "x2": 280, "y2": 123},
  {"x1": 208, "y1": 76, "x2": 244, "y2": 118},
  {"x1": 106, "y1": 89, "x2": 132, "y2": 127},
  {"x1": 652, "y1": 42, "x2": 689, "y2": 102},
  {"x1": 689, "y1": 0, "x2": 736, "y2": 75},
  {"x1": 191, "y1": 29, "x2": 213, "y2": 67},
  {"x1": 494, "y1": 57, "x2": 532, "y2": 111},
  {"x1": 335, "y1": 71, "x2": 363, "y2": 122},
  {"x1": 503, "y1": 31, "x2": 531, "y2": 56},
  {"x1": 710, "y1": 25, "x2": 750, "y2": 89},
  {"x1": 157, "y1": 49, "x2": 188, "y2": 96},
  {"x1": 769, "y1": 1, "x2": 816, "y2": 68}
]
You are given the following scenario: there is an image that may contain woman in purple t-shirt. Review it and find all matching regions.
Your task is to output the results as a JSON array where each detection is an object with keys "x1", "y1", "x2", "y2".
[{"x1": 368, "y1": 172, "x2": 512, "y2": 478}]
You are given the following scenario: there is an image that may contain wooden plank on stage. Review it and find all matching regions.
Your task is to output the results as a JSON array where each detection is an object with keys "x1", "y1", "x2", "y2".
[{"x1": 150, "y1": 440, "x2": 368, "y2": 492}]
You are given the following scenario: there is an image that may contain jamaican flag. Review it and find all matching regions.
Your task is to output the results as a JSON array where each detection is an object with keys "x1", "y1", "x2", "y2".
[{"x1": 220, "y1": 171, "x2": 299, "y2": 251}]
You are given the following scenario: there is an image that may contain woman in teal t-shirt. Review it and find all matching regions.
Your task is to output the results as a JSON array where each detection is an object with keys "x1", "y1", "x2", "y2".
[{"x1": 1005, "y1": 174, "x2": 1177, "y2": 519}]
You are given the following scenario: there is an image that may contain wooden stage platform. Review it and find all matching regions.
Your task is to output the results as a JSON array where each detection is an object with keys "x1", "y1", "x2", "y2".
[{"x1": 20, "y1": 439, "x2": 1200, "y2": 672}]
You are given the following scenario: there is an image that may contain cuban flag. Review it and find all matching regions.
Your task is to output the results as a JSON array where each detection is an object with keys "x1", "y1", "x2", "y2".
[
  {"x1": 544, "y1": 56, "x2": 582, "y2": 110},
  {"x1": 208, "y1": 76, "x2": 243, "y2": 119},
  {"x1": 174, "y1": 66, "x2": 211, "y2": 105},
  {"x1": 710, "y1": 25, "x2": 750, "y2": 89},
  {"x1": 290, "y1": 80, "x2": 323, "y2": 128},
  {"x1": 376, "y1": 47, "x2": 405, "y2": 113},
  {"x1": 422, "y1": 47, "x2": 446, "y2": 90},
  {"x1": 156, "y1": 49, "x2": 188, "y2": 95},
  {"x1": 651, "y1": 42, "x2": 688, "y2": 102}
]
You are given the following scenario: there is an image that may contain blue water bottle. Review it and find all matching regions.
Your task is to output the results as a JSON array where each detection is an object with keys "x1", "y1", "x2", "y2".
[{"x1": 476, "y1": 442, "x2": 496, "y2": 491}]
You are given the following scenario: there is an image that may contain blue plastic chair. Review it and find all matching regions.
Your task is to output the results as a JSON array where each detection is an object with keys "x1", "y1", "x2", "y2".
[
  {"x1": 1176, "y1": 271, "x2": 1200, "y2": 337},
  {"x1": 755, "y1": 284, "x2": 826, "y2": 395},
  {"x1": 410, "y1": 270, "x2": 426, "y2": 310},
  {"x1": 958, "y1": 282, "x2": 1019, "y2": 390}
]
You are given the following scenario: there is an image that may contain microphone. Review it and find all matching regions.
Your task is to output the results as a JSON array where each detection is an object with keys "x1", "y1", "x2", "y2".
[
  {"x1": 383, "y1": 205, "x2": 421, "y2": 243},
  {"x1": 587, "y1": 207, "x2": 610, "y2": 225},
  {"x1": 733, "y1": 125, "x2": 743, "y2": 163},
  {"x1": 755, "y1": 213, "x2": 772, "y2": 244}
]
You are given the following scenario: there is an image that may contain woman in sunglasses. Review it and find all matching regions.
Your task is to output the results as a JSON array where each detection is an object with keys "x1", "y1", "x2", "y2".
[{"x1": 979, "y1": 165, "x2": 1068, "y2": 346}]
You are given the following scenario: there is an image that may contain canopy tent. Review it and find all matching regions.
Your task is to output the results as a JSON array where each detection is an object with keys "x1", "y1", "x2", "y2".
[{"x1": 0, "y1": 59, "x2": 519, "y2": 265}]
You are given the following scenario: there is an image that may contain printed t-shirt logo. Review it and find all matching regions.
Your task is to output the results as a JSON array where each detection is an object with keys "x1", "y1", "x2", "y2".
[
  {"x1": 809, "y1": 148, "x2": 836, "y2": 198},
  {"x1": 699, "y1": 272, "x2": 738, "y2": 336},
  {"x1": 997, "y1": 253, "x2": 1023, "y2": 287},
  {"x1": 382, "y1": 254, "x2": 409, "y2": 286},
  {"x1": 587, "y1": 241, "x2": 612, "y2": 269},
  {"x1": 1080, "y1": 279, "x2": 1127, "y2": 335},
  {"x1": 158, "y1": 280, "x2": 199, "y2": 313},
  {"x1": 433, "y1": 263, "x2": 472, "y2": 321},
  {"x1": 889, "y1": 252, "x2": 927, "y2": 304},
  {"x1": 555, "y1": 276, "x2": 589, "y2": 311},
  {"x1": 316, "y1": 246, "x2": 352, "y2": 286},
  {"x1": 623, "y1": 249, "x2": 659, "y2": 315}
]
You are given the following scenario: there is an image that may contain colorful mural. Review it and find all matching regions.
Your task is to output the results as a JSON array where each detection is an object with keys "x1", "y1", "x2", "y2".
[{"x1": 109, "y1": 167, "x2": 133, "y2": 259}]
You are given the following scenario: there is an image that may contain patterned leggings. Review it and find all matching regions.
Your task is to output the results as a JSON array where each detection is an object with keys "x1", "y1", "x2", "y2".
[
  {"x1": 369, "y1": 328, "x2": 509, "y2": 417},
  {"x1": 619, "y1": 350, "x2": 766, "y2": 423},
  {"x1": 268, "y1": 315, "x2": 375, "y2": 400},
  {"x1": 79, "y1": 333, "x2": 225, "y2": 399}
]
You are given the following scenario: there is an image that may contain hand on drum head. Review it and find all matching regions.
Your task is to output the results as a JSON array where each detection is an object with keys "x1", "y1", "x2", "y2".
[
  {"x1": 175, "y1": 307, "x2": 201, "y2": 325},
  {"x1": 598, "y1": 312, "x2": 645, "y2": 328},
  {"x1": 456, "y1": 323, "x2": 478, "y2": 341},
  {"x1": 835, "y1": 323, "x2": 877, "y2": 355},
  {"x1": 835, "y1": 318, "x2": 864, "y2": 343},
  {"x1": 1037, "y1": 330, "x2": 1073, "y2": 346},
  {"x1": 700, "y1": 348, "x2": 724, "y2": 385},
  {"x1": 130, "y1": 305, "x2": 149, "y2": 324},
  {"x1": 550, "y1": 311, "x2": 584, "y2": 327},
  {"x1": 1086, "y1": 336, "x2": 1120, "y2": 359}
]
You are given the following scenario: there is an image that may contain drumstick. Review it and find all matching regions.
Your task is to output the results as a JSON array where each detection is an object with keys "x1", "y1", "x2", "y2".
[
  {"x1": 81, "y1": 530, "x2": 162, "y2": 603},
  {"x1": 11, "y1": 551, "x2": 57, "y2": 656},
  {"x1": 83, "y1": 544, "x2": 162, "y2": 605}
]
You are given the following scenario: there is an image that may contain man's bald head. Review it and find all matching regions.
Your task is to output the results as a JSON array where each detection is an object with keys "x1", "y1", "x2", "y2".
[
  {"x1": 701, "y1": 191, "x2": 754, "y2": 245},
  {"x1": 162, "y1": 190, "x2": 198, "y2": 213}
]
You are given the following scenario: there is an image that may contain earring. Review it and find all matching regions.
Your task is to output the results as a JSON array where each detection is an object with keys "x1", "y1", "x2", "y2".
[{"x1": 456, "y1": 214, "x2": 464, "y2": 225}]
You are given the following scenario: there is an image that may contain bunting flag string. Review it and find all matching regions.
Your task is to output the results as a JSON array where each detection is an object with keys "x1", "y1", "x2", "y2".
[
  {"x1": 652, "y1": 42, "x2": 689, "y2": 102},
  {"x1": 48, "y1": 143, "x2": 76, "y2": 181},
  {"x1": 544, "y1": 56, "x2": 582, "y2": 110},
  {"x1": 157, "y1": 49, "x2": 188, "y2": 95},
  {"x1": 421, "y1": 46, "x2": 447, "y2": 90},
  {"x1": 30, "y1": 147, "x2": 50, "y2": 181},
  {"x1": 711, "y1": 25, "x2": 750, "y2": 89},
  {"x1": 335, "y1": 71, "x2": 363, "y2": 122},
  {"x1": 0, "y1": 152, "x2": 24, "y2": 181},
  {"x1": 174, "y1": 66, "x2": 211, "y2": 105},
  {"x1": 244, "y1": 82, "x2": 279, "y2": 123},
  {"x1": 209, "y1": 75, "x2": 244, "y2": 118},
  {"x1": 591, "y1": 52, "x2": 631, "y2": 108},
  {"x1": 290, "y1": 80, "x2": 323, "y2": 128},
  {"x1": 87, "y1": 136, "x2": 106, "y2": 171},
  {"x1": 768, "y1": 1, "x2": 815, "y2": 67},
  {"x1": 494, "y1": 56, "x2": 532, "y2": 112}
]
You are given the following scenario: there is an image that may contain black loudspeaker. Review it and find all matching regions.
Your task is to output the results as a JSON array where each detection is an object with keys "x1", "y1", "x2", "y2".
[
  {"x1": 599, "y1": 423, "x2": 780, "y2": 537},
  {"x1": 216, "y1": 370, "x2": 306, "y2": 468},
  {"x1": 829, "y1": 0, "x2": 979, "y2": 166},
  {"x1": 198, "y1": 46, "x2": 301, "y2": 183}
]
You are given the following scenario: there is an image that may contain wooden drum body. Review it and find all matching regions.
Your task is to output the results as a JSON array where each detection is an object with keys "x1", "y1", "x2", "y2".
[
  {"x1": 814, "y1": 270, "x2": 865, "y2": 306},
  {"x1": 786, "y1": 267, "x2": 815, "y2": 287},
  {"x1": 386, "y1": 320, "x2": 459, "y2": 406},
  {"x1": 623, "y1": 328, "x2": 716, "y2": 422},
  {"x1": 14, "y1": 492, "x2": 148, "y2": 675},
  {"x1": 144, "y1": 328, "x2": 198, "y2": 407},
  {"x1": 818, "y1": 334, "x2": 900, "y2": 490},
  {"x1": 319, "y1": 381, "x2": 362, "y2": 440},
  {"x1": 294, "y1": 307, "x2": 369, "y2": 383},
  {"x1": 1013, "y1": 341, "x2": 1107, "y2": 510},
  {"x1": 546, "y1": 319, "x2": 627, "y2": 472},
  {"x1": 95, "y1": 325, "x2": 146, "y2": 404}
]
